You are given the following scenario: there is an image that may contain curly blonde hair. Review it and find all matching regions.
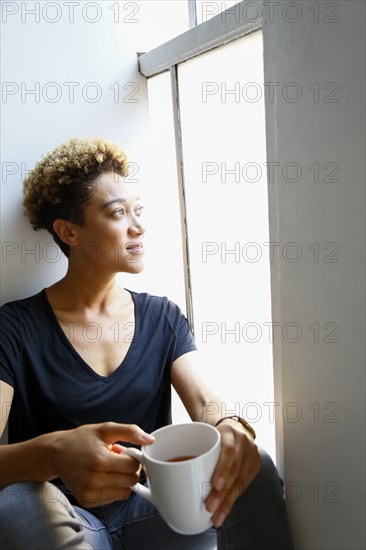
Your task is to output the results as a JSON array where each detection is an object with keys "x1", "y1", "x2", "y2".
[{"x1": 23, "y1": 137, "x2": 129, "y2": 256}]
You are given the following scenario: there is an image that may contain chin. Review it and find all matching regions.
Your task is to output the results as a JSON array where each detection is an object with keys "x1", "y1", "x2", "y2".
[{"x1": 124, "y1": 261, "x2": 145, "y2": 274}]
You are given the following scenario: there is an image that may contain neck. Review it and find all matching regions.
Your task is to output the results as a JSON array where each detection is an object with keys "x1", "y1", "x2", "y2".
[{"x1": 47, "y1": 264, "x2": 126, "y2": 311}]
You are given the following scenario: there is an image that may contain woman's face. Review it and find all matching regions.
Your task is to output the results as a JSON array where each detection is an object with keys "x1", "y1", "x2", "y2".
[{"x1": 73, "y1": 171, "x2": 146, "y2": 274}]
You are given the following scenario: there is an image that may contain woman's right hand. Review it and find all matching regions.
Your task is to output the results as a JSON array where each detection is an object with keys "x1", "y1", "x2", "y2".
[{"x1": 50, "y1": 422, "x2": 155, "y2": 508}]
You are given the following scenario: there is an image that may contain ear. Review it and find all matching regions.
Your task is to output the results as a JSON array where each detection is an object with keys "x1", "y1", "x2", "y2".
[{"x1": 52, "y1": 219, "x2": 80, "y2": 247}]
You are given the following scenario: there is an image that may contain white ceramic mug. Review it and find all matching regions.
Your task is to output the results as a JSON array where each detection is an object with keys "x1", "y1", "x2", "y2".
[{"x1": 124, "y1": 422, "x2": 221, "y2": 535}]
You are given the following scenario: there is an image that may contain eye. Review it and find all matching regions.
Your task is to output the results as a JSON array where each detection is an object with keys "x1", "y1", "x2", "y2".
[
  {"x1": 134, "y1": 205, "x2": 144, "y2": 216},
  {"x1": 113, "y1": 208, "x2": 125, "y2": 217}
]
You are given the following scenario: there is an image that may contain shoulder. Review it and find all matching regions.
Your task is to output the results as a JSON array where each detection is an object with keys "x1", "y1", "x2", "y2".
[
  {"x1": 128, "y1": 289, "x2": 179, "y2": 311},
  {"x1": 0, "y1": 291, "x2": 46, "y2": 370},
  {"x1": 0, "y1": 290, "x2": 46, "y2": 328},
  {"x1": 0, "y1": 289, "x2": 45, "y2": 312},
  {"x1": 128, "y1": 290, "x2": 187, "y2": 330},
  {"x1": 128, "y1": 291, "x2": 196, "y2": 356}
]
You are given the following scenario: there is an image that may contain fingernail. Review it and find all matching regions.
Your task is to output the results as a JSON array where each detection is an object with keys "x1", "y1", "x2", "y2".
[
  {"x1": 140, "y1": 434, "x2": 154, "y2": 442},
  {"x1": 207, "y1": 497, "x2": 220, "y2": 513},
  {"x1": 215, "y1": 512, "x2": 226, "y2": 528}
]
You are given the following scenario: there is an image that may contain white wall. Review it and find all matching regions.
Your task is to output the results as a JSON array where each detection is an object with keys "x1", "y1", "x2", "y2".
[
  {"x1": 0, "y1": 1, "x2": 191, "y2": 432},
  {"x1": 1, "y1": 1, "x2": 141, "y2": 302},
  {"x1": 262, "y1": 1, "x2": 365, "y2": 549},
  {"x1": 0, "y1": 1, "x2": 191, "y2": 306}
]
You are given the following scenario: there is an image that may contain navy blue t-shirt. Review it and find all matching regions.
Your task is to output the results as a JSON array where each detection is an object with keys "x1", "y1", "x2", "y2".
[{"x1": 0, "y1": 289, "x2": 197, "y2": 444}]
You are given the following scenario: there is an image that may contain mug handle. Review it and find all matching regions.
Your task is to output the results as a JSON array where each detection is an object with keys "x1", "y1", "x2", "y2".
[{"x1": 123, "y1": 447, "x2": 154, "y2": 504}]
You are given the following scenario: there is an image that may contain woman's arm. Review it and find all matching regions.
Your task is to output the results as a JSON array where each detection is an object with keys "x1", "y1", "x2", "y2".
[
  {"x1": 0, "y1": 422, "x2": 155, "y2": 506},
  {"x1": 0, "y1": 381, "x2": 61, "y2": 489},
  {"x1": 0, "y1": 381, "x2": 154, "y2": 507},
  {"x1": 0, "y1": 381, "x2": 13, "y2": 439},
  {"x1": 171, "y1": 351, "x2": 261, "y2": 528},
  {"x1": 171, "y1": 351, "x2": 255, "y2": 439}
]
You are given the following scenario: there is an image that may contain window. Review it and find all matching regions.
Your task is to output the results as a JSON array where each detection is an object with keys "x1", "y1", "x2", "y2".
[{"x1": 140, "y1": 1, "x2": 274, "y2": 458}]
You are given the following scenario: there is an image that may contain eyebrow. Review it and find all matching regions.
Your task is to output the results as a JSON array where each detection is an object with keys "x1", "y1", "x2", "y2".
[{"x1": 101, "y1": 197, "x2": 141, "y2": 210}]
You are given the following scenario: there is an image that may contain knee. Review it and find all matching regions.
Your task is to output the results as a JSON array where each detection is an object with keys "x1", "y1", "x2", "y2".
[
  {"x1": 0, "y1": 481, "x2": 65, "y2": 513},
  {"x1": 256, "y1": 448, "x2": 283, "y2": 486},
  {"x1": 242, "y1": 448, "x2": 286, "y2": 507},
  {"x1": 0, "y1": 482, "x2": 72, "y2": 544},
  {"x1": 223, "y1": 450, "x2": 294, "y2": 550}
]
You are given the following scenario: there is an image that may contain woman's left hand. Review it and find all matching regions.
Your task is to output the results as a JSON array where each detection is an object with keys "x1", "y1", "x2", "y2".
[{"x1": 205, "y1": 419, "x2": 262, "y2": 528}]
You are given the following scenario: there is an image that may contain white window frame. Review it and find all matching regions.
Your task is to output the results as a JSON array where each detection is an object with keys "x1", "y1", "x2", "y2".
[{"x1": 137, "y1": 1, "x2": 263, "y2": 329}]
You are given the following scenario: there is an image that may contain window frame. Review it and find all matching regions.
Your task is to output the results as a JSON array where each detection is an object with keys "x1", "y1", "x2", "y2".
[
  {"x1": 137, "y1": 1, "x2": 263, "y2": 328},
  {"x1": 138, "y1": 1, "x2": 262, "y2": 78},
  {"x1": 188, "y1": 0, "x2": 197, "y2": 28}
]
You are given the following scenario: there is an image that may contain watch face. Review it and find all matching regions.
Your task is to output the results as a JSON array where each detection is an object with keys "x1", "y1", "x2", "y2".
[{"x1": 237, "y1": 417, "x2": 256, "y2": 439}]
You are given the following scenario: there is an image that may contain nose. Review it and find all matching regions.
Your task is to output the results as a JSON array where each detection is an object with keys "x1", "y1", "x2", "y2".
[{"x1": 128, "y1": 218, "x2": 145, "y2": 236}]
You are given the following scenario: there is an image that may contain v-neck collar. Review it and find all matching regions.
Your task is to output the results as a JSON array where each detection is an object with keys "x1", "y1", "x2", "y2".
[{"x1": 40, "y1": 288, "x2": 139, "y2": 382}]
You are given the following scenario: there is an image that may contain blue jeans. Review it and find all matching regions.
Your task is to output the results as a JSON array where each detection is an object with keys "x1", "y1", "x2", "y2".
[{"x1": 0, "y1": 449, "x2": 294, "y2": 549}]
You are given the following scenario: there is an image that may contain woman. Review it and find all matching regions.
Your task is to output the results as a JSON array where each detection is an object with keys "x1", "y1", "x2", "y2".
[{"x1": 0, "y1": 137, "x2": 294, "y2": 549}]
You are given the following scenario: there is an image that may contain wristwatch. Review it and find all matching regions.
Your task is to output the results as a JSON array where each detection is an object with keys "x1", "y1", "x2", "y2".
[{"x1": 215, "y1": 415, "x2": 256, "y2": 440}]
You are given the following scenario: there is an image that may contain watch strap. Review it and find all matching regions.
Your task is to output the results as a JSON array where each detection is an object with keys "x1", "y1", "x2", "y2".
[{"x1": 215, "y1": 415, "x2": 256, "y2": 440}]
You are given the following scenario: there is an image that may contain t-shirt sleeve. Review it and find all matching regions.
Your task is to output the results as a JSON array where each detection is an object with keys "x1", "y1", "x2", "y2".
[
  {"x1": 166, "y1": 299, "x2": 197, "y2": 362},
  {"x1": 0, "y1": 354, "x2": 14, "y2": 387},
  {"x1": 0, "y1": 305, "x2": 21, "y2": 388}
]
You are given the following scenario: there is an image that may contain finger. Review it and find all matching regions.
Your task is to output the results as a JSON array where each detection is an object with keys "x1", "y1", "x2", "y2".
[
  {"x1": 205, "y1": 473, "x2": 242, "y2": 517},
  {"x1": 98, "y1": 422, "x2": 155, "y2": 446},
  {"x1": 211, "y1": 479, "x2": 242, "y2": 528},
  {"x1": 104, "y1": 451, "x2": 142, "y2": 475},
  {"x1": 211, "y1": 425, "x2": 237, "y2": 491},
  {"x1": 84, "y1": 469, "x2": 141, "y2": 494},
  {"x1": 109, "y1": 443, "x2": 124, "y2": 454},
  {"x1": 205, "y1": 428, "x2": 239, "y2": 514},
  {"x1": 210, "y1": 460, "x2": 250, "y2": 516},
  {"x1": 206, "y1": 435, "x2": 258, "y2": 513},
  {"x1": 209, "y1": 449, "x2": 262, "y2": 527}
]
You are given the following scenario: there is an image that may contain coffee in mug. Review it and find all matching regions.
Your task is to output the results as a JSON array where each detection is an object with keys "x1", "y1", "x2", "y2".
[{"x1": 166, "y1": 455, "x2": 197, "y2": 462}]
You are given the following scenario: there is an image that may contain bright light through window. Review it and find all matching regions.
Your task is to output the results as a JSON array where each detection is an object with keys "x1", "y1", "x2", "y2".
[
  {"x1": 122, "y1": 71, "x2": 187, "y2": 311},
  {"x1": 146, "y1": 30, "x2": 275, "y2": 459},
  {"x1": 177, "y1": 30, "x2": 275, "y2": 458}
]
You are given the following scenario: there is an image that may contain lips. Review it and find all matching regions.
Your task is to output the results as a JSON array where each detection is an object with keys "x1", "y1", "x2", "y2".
[{"x1": 126, "y1": 242, "x2": 144, "y2": 253}]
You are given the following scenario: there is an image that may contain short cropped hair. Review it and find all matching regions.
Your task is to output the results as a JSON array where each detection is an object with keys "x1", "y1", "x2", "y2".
[{"x1": 23, "y1": 137, "x2": 129, "y2": 257}]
